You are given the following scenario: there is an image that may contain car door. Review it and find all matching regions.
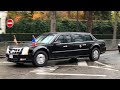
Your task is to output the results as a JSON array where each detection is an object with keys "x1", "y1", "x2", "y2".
[
  {"x1": 83, "y1": 34, "x2": 96, "y2": 53},
  {"x1": 52, "y1": 35, "x2": 68, "y2": 58},
  {"x1": 70, "y1": 34, "x2": 90, "y2": 56}
]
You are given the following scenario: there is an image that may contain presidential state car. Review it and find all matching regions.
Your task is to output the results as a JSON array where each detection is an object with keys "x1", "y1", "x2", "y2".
[{"x1": 6, "y1": 32, "x2": 106, "y2": 67}]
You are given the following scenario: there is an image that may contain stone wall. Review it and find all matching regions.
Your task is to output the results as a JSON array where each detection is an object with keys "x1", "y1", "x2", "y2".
[{"x1": 0, "y1": 11, "x2": 7, "y2": 34}]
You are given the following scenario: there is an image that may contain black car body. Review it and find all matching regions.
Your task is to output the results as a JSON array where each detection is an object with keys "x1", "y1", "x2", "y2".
[
  {"x1": 6, "y1": 32, "x2": 106, "y2": 67},
  {"x1": 118, "y1": 43, "x2": 120, "y2": 53}
]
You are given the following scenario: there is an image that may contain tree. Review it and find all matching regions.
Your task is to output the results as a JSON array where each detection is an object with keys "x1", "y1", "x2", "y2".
[
  {"x1": 68, "y1": 11, "x2": 71, "y2": 18},
  {"x1": 76, "y1": 11, "x2": 79, "y2": 31},
  {"x1": 86, "y1": 11, "x2": 93, "y2": 33},
  {"x1": 93, "y1": 11, "x2": 111, "y2": 20},
  {"x1": 113, "y1": 11, "x2": 119, "y2": 39},
  {"x1": 111, "y1": 11, "x2": 119, "y2": 48},
  {"x1": 50, "y1": 11, "x2": 56, "y2": 32},
  {"x1": 21, "y1": 11, "x2": 35, "y2": 19}
]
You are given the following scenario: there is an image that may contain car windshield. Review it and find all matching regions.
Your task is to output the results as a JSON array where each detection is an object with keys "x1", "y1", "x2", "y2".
[
  {"x1": 36, "y1": 34, "x2": 55, "y2": 44},
  {"x1": 36, "y1": 35, "x2": 46, "y2": 42}
]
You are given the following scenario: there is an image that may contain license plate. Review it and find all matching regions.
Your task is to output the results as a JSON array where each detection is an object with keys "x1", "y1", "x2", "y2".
[{"x1": 9, "y1": 54, "x2": 13, "y2": 58}]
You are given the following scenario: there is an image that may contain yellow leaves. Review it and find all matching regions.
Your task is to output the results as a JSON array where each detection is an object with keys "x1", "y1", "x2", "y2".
[
  {"x1": 14, "y1": 16, "x2": 22, "y2": 22},
  {"x1": 33, "y1": 13, "x2": 41, "y2": 19},
  {"x1": 32, "y1": 11, "x2": 49, "y2": 20}
]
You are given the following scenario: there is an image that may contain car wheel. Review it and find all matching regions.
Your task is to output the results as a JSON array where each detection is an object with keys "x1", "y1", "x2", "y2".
[
  {"x1": 89, "y1": 48, "x2": 100, "y2": 61},
  {"x1": 32, "y1": 51, "x2": 48, "y2": 67}
]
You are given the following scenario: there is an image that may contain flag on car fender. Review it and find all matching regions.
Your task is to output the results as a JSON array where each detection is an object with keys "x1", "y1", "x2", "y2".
[
  {"x1": 13, "y1": 35, "x2": 18, "y2": 45},
  {"x1": 32, "y1": 35, "x2": 37, "y2": 46}
]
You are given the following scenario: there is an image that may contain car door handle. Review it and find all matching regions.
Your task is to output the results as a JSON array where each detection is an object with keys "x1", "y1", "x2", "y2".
[
  {"x1": 82, "y1": 44, "x2": 86, "y2": 46},
  {"x1": 63, "y1": 45, "x2": 68, "y2": 47}
]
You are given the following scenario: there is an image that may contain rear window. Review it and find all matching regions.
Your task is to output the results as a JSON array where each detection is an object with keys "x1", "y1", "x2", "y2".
[
  {"x1": 84, "y1": 35, "x2": 93, "y2": 41},
  {"x1": 72, "y1": 34, "x2": 84, "y2": 42}
]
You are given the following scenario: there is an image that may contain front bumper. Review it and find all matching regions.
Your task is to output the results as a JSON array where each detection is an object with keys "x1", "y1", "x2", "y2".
[
  {"x1": 118, "y1": 44, "x2": 120, "y2": 51},
  {"x1": 101, "y1": 46, "x2": 106, "y2": 54},
  {"x1": 6, "y1": 54, "x2": 33, "y2": 62}
]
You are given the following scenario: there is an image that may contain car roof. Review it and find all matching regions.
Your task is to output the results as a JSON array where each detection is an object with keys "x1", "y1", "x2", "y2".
[{"x1": 44, "y1": 32, "x2": 91, "y2": 35}]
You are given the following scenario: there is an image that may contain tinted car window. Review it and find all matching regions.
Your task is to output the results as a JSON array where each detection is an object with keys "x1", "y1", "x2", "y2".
[
  {"x1": 56, "y1": 35, "x2": 65, "y2": 43},
  {"x1": 84, "y1": 35, "x2": 93, "y2": 41},
  {"x1": 65, "y1": 35, "x2": 72, "y2": 43},
  {"x1": 73, "y1": 34, "x2": 83, "y2": 42},
  {"x1": 40, "y1": 35, "x2": 55, "y2": 44}
]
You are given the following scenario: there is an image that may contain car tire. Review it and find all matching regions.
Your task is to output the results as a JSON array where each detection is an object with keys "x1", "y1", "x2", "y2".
[
  {"x1": 89, "y1": 48, "x2": 100, "y2": 61},
  {"x1": 69, "y1": 58, "x2": 78, "y2": 63},
  {"x1": 32, "y1": 51, "x2": 48, "y2": 67}
]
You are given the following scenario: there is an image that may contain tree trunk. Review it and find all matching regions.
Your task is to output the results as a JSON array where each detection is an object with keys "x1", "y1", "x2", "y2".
[
  {"x1": 68, "y1": 11, "x2": 71, "y2": 18},
  {"x1": 86, "y1": 11, "x2": 93, "y2": 33},
  {"x1": 30, "y1": 11, "x2": 34, "y2": 18},
  {"x1": 76, "y1": 11, "x2": 79, "y2": 31},
  {"x1": 113, "y1": 11, "x2": 118, "y2": 39},
  {"x1": 112, "y1": 11, "x2": 119, "y2": 48},
  {"x1": 50, "y1": 11, "x2": 56, "y2": 32},
  {"x1": 84, "y1": 11, "x2": 87, "y2": 19}
]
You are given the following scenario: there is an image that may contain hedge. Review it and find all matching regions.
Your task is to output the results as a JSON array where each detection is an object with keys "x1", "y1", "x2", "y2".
[
  {"x1": 3, "y1": 18, "x2": 120, "y2": 41},
  {"x1": 7, "y1": 18, "x2": 120, "y2": 34}
]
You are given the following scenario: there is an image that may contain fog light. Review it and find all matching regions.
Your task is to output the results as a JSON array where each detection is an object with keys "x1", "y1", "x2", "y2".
[{"x1": 20, "y1": 58, "x2": 26, "y2": 61}]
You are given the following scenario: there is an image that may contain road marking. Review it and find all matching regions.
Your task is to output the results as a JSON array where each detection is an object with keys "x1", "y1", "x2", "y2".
[
  {"x1": 2, "y1": 62, "x2": 13, "y2": 64},
  {"x1": 88, "y1": 66, "x2": 119, "y2": 72},
  {"x1": 77, "y1": 61, "x2": 88, "y2": 66},
  {"x1": 56, "y1": 64, "x2": 118, "y2": 72},
  {"x1": 0, "y1": 61, "x2": 13, "y2": 64},
  {"x1": 30, "y1": 66, "x2": 58, "y2": 73},
  {"x1": 100, "y1": 52, "x2": 117, "y2": 56},
  {"x1": 95, "y1": 61, "x2": 114, "y2": 68},
  {"x1": 36, "y1": 72, "x2": 106, "y2": 77}
]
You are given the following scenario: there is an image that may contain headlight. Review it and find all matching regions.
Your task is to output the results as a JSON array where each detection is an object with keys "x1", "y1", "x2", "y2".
[
  {"x1": 118, "y1": 44, "x2": 120, "y2": 46},
  {"x1": 6, "y1": 46, "x2": 10, "y2": 54},
  {"x1": 21, "y1": 47, "x2": 29, "y2": 55}
]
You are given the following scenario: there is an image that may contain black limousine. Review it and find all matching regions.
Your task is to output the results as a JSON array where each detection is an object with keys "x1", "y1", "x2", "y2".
[
  {"x1": 118, "y1": 43, "x2": 120, "y2": 53},
  {"x1": 6, "y1": 32, "x2": 106, "y2": 67}
]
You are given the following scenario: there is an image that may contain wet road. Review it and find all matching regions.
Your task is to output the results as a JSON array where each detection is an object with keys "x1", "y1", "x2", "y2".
[{"x1": 0, "y1": 50, "x2": 120, "y2": 79}]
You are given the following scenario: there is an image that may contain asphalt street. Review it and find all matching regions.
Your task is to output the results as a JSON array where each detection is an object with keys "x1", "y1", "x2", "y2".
[{"x1": 0, "y1": 50, "x2": 120, "y2": 79}]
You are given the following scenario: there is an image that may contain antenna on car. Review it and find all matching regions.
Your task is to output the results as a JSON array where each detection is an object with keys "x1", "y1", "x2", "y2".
[{"x1": 13, "y1": 35, "x2": 18, "y2": 45}]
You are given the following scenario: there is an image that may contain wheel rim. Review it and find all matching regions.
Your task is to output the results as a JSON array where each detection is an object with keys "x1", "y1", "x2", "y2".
[
  {"x1": 36, "y1": 54, "x2": 45, "y2": 64},
  {"x1": 93, "y1": 50, "x2": 99, "y2": 59}
]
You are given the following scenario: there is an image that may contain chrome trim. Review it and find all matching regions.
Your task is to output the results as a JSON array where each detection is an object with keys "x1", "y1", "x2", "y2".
[
  {"x1": 118, "y1": 44, "x2": 120, "y2": 46},
  {"x1": 9, "y1": 48, "x2": 22, "y2": 55},
  {"x1": 52, "y1": 49, "x2": 89, "y2": 53}
]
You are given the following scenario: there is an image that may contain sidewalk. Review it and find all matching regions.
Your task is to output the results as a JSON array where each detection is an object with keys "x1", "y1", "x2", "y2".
[{"x1": 0, "y1": 55, "x2": 6, "y2": 58}]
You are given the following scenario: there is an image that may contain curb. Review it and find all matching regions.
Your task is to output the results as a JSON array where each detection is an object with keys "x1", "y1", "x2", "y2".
[
  {"x1": 0, "y1": 54, "x2": 6, "y2": 58},
  {"x1": 0, "y1": 56, "x2": 6, "y2": 58}
]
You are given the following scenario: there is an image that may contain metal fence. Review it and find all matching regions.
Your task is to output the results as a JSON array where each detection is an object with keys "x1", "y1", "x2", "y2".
[{"x1": 0, "y1": 33, "x2": 120, "y2": 41}]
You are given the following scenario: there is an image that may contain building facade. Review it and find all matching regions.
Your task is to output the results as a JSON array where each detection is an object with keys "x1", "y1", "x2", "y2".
[{"x1": 0, "y1": 11, "x2": 7, "y2": 34}]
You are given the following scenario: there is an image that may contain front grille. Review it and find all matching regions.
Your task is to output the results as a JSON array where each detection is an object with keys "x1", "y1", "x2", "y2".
[{"x1": 9, "y1": 48, "x2": 22, "y2": 55}]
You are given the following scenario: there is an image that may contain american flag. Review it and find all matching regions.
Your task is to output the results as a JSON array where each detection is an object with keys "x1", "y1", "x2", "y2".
[{"x1": 32, "y1": 35, "x2": 37, "y2": 46}]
